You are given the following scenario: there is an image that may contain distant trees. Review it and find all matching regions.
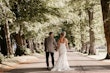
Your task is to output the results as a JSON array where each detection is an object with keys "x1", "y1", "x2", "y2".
[{"x1": 65, "y1": 0, "x2": 106, "y2": 55}]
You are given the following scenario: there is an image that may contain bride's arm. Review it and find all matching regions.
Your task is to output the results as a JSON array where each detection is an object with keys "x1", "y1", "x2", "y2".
[
  {"x1": 65, "y1": 38, "x2": 69, "y2": 49},
  {"x1": 57, "y1": 39, "x2": 60, "y2": 50}
]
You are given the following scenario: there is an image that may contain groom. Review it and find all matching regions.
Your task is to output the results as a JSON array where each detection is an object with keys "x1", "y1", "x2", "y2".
[{"x1": 44, "y1": 32, "x2": 57, "y2": 69}]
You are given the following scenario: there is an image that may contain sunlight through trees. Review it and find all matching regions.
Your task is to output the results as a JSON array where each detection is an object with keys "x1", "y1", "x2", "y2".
[{"x1": 0, "y1": 0, "x2": 108, "y2": 59}]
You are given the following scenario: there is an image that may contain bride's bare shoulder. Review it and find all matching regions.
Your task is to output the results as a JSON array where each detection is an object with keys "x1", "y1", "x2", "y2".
[
  {"x1": 64, "y1": 38, "x2": 68, "y2": 41},
  {"x1": 64, "y1": 38, "x2": 68, "y2": 43}
]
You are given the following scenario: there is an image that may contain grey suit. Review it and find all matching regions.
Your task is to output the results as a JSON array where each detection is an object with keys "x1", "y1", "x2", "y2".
[
  {"x1": 44, "y1": 36, "x2": 57, "y2": 67},
  {"x1": 44, "y1": 36, "x2": 57, "y2": 53}
]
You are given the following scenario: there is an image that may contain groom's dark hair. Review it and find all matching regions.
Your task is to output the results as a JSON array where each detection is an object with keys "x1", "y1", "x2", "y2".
[{"x1": 49, "y1": 32, "x2": 53, "y2": 35}]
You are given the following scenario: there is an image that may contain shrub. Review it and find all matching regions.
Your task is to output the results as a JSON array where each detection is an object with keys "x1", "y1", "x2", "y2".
[
  {"x1": 0, "y1": 53, "x2": 4, "y2": 64},
  {"x1": 24, "y1": 48, "x2": 32, "y2": 55}
]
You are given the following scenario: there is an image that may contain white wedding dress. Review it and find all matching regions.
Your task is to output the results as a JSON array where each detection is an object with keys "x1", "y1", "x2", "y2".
[{"x1": 51, "y1": 43, "x2": 71, "y2": 71}]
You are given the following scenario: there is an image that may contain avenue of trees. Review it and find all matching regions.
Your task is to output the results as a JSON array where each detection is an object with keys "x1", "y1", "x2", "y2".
[{"x1": 0, "y1": 0, "x2": 110, "y2": 59}]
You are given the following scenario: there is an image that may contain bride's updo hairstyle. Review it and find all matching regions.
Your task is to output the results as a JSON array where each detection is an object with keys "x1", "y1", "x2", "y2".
[{"x1": 60, "y1": 31, "x2": 66, "y2": 37}]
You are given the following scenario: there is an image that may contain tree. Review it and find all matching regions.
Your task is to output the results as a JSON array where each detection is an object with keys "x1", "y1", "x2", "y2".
[
  {"x1": 84, "y1": 0, "x2": 96, "y2": 55},
  {"x1": 101, "y1": 0, "x2": 110, "y2": 58},
  {"x1": 87, "y1": 7, "x2": 95, "y2": 55},
  {"x1": 0, "y1": 0, "x2": 15, "y2": 57},
  {"x1": 78, "y1": 10, "x2": 87, "y2": 53}
]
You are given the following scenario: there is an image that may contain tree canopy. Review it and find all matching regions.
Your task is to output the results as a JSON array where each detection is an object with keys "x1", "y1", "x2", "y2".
[{"x1": 0, "y1": 0, "x2": 107, "y2": 56}]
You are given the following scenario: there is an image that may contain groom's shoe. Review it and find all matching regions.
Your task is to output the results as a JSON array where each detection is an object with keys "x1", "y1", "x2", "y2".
[
  {"x1": 47, "y1": 66, "x2": 50, "y2": 70},
  {"x1": 52, "y1": 65, "x2": 54, "y2": 68},
  {"x1": 51, "y1": 66, "x2": 54, "y2": 69}
]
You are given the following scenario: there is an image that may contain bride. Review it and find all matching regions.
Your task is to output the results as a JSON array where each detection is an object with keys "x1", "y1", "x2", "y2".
[{"x1": 51, "y1": 31, "x2": 71, "y2": 71}]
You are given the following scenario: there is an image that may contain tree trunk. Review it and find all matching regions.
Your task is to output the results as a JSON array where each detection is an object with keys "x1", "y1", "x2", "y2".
[
  {"x1": 80, "y1": 33, "x2": 85, "y2": 53},
  {"x1": 0, "y1": 25, "x2": 7, "y2": 55},
  {"x1": 85, "y1": 41, "x2": 90, "y2": 54},
  {"x1": 26, "y1": 39, "x2": 34, "y2": 53},
  {"x1": 4, "y1": 20, "x2": 13, "y2": 57},
  {"x1": 14, "y1": 25, "x2": 24, "y2": 56},
  {"x1": 0, "y1": 0, "x2": 13, "y2": 56},
  {"x1": 101, "y1": 0, "x2": 110, "y2": 58},
  {"x1": 79, "y1": 11, "x2": 85, "y2": 53},
  {"x1": 89, "y1": 30, "x2": 95, "y2": 55},
  {"x1": 14, "y1": 33, "x2": 24, "y2": 56},
  {"x1": 88, "y1": 9, "x2": 96, "y2": 55}
]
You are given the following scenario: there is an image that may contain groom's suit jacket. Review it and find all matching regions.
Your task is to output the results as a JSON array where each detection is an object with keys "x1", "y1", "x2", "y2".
[{"x1": 44, "y1": 36, "x2": 57, "y2": 53}]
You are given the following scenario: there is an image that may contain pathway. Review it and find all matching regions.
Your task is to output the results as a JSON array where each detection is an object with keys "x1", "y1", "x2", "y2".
[{"x1": 5, "y1": 51, "x2": 110, "y2": 73}]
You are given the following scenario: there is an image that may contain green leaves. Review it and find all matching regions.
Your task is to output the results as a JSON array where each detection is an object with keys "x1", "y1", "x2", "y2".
[
  {"x1": 0, "y1": 0, "x2": 15, "y2": 25},
  {"x1": 0, "y1": 0, "x2": 106, "y2": 49},
  {"x1": 9, "y1": 0, "x2": 60, "y2": 22}
]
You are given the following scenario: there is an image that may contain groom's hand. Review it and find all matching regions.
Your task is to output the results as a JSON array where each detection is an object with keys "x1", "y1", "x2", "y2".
[{"x1": 55, "y1": 48, "x2": 57, "y2": 51}]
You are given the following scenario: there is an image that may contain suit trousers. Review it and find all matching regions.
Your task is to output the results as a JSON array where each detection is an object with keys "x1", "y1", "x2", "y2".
[{"x1": 46, "y1": 52, "x2": 54, "y2": 67}]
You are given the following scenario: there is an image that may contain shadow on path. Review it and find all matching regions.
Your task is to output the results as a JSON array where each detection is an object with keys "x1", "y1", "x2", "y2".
[
  {"x1": 7, "y1": 65, "x2": 110, "y2": 73},
  {"x1": 8, "y1": 67, "x2": 49, "y2": 73},
  {"x1": 70, "y1": 65, "x2": 110, "y2": 71}
]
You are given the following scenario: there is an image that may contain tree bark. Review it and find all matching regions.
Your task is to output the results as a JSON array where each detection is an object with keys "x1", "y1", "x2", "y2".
[
  {"x1": 88, "y1": 9, "x2": 96, "y2": 55},
  {"x1": 79, "y1": 11, "x2": 85, "y2": 53},
  {"x1": 4, "y1": 20, "x2": 13, "y2": 57},
  {"x1": 0, "y1": 1, "x2": 13, "y2": 57},
  {"x1": 26, "y1": 39, "x2": 34, "y2": 53},
  {"x1": 0, "y1": 25, "x2": 7, "y2": 55},
  {"x1": 101, "y1": 0, "x2": 110, "y2": 58},
  {"x1": 80, "y1": 32, "x2": 85, "y2": 53},
  {"x1": 14, "y1": 33, "x2": 24, "y2": 56},
  {"x1": 14, "y1": 25, "x2": 24, "y2": 56},
  {"x1": 85, "y1": 41, "x2": 90, "y2": 54},
  {"x1": 89, "y1": 30, "x2": 95, "y2": 55}
]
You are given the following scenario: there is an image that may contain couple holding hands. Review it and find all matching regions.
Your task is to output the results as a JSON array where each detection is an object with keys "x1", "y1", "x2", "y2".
[{"x1": 44, "y1": 31, "x2": 72, "y2": 71}]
